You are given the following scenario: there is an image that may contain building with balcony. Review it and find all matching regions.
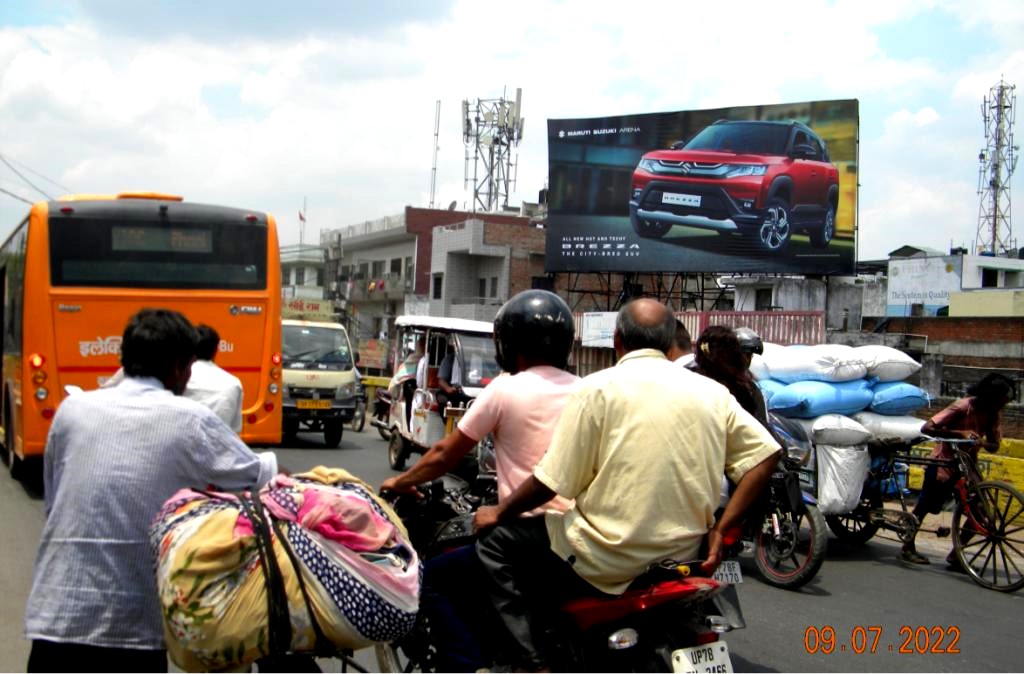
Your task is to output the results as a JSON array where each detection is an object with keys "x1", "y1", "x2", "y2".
[
  {"x1": 321, "y1": 206, "x2": 540, "y2": 370},
  {"x1": 280, "y1": 244, "x2": 326, "y2": 302}
]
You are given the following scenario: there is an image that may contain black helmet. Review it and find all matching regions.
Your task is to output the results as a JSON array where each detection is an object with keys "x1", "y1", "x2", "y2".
[
  {"x1": 493, "y1": 290, "x2": 575, "y2": 374},
  {"x1": 734, "y1": 327, "x2": 764, "y2": 355}
]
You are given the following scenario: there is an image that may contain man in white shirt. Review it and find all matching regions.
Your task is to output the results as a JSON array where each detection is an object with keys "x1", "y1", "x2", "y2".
[
  {"x1": 186, "y1": 324, "x2": 244, "y2": 433},
  {"x1": 24, "y1": 309, "x2": 277, "y2": 672}
]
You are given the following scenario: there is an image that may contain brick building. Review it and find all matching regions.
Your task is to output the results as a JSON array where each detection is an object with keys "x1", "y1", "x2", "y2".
[{"x1": 320, "y1": 206, "x2": 546, "y2": 371}]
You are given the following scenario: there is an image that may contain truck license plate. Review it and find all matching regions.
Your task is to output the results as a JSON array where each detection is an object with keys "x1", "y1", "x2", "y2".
[
  {"x1": 712, "y1": 560, "x2": 743, "y2": 584},
  {"x1": 672, "y1": 642, "x2": 733, "y2": 673},
  {"x1": 297, "y1": 399, "x2": 332, "y2": 409}
]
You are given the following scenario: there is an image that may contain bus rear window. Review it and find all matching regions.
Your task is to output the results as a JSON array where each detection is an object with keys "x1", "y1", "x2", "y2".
[{"x1": 49, "y1": 217, "x2": 267, "y2": 289}]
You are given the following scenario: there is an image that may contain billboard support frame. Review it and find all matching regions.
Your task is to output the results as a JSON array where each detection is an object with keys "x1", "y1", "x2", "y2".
[{"x1": 563, "y1": 271, "x2": 732, "y2": 313}]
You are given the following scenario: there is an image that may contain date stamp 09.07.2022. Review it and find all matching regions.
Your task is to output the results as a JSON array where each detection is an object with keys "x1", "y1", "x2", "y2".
[{"x1": 804, "y1": 625, "x2": 961, "y2": 655}]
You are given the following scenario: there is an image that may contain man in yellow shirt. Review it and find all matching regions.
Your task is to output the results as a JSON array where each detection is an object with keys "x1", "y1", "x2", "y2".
[{"x1": 474, "y1": 298, "x2": 780, "y2": 670}]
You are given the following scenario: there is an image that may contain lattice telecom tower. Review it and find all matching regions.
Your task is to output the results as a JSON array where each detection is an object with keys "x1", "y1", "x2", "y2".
[
  {"x1": 975, "y1": 79, "x2": 1018, "y2": 255},
  {"x1": 463, "y1": 88, "x2": 524, "y2": 212}
]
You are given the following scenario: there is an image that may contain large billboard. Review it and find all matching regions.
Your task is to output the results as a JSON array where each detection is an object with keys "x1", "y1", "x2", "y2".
[{"x1": 546, "y1": 99, "x2": 858, "y2": 274}]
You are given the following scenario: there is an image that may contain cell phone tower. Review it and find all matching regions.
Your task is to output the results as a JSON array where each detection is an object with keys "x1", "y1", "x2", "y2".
[
  {"x1": 975, "y1": 79, "x2": 1018, "y2": 255},
  {"x1": 463, "y1": 88, "x2": 524, "y2": 212}
]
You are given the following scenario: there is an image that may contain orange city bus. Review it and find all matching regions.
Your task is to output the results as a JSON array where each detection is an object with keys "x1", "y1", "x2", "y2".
[{"x1": 0, "y1": 192, "x2": 282, "y2": 475}]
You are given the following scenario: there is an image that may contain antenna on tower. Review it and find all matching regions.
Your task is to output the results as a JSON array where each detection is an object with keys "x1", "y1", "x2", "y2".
[
  {"x1": 975, "y1": 78, "x2": 1019, "y2": 256},
  {"x1": 462, "y1": 87, "x2": 524, "y2": 212},
  {"x1": 429, "y1": 100, "x2": 441, "y2": 209}
]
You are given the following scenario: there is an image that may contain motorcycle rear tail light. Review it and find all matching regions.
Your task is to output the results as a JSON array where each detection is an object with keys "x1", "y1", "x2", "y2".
[
  {"x1": 607, "y1": 628, "x2": 638, "y2": 650},
  {"x1": 695, "y1": 630, "x2": 720, "y2": 645}
]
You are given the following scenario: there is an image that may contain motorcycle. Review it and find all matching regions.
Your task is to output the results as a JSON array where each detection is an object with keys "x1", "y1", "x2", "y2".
[
  {"x1": 735, "y1": 413, "x2": 827, "y2": 590},
  {"x1": 349, "y1": 375, "x2": 367, "y2": 433},
  {"x1": 379, "y1": 463, "x2": 744, "y2": 672},
  {"x1": 371, "y1": 387, "x2": 393, "y2": 441}
]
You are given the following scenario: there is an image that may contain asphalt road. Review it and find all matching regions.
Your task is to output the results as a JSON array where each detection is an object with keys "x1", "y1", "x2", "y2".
[{"x1": 2, "y1": 428, "x2": 1022, "y2": 672}]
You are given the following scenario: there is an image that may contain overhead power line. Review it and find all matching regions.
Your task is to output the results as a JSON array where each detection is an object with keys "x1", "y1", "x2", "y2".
[
  {"x1": 0, "y1": 153, "x2": 54, "y2": 200},
  {"x1": 0, "y1": 186, "x2": 34, "y2": 205},
  {"x1": 0, "y1": 153, "x2": 71, "y2": 194}
]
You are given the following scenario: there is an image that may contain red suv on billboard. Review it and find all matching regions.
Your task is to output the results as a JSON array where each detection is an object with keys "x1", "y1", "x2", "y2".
[{"x1": 629, "y1": 120, "x2": 839, "y2": 253}]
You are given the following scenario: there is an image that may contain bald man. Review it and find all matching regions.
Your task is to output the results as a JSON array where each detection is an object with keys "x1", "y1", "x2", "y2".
[{"x1": 473, "y1": 298, "x2": 780, "y2": 670}]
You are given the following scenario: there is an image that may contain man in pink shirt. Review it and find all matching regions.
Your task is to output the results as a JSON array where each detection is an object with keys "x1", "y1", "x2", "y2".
[{"x1": 380, "y1": 290, "x2": 578, "y2": 670}]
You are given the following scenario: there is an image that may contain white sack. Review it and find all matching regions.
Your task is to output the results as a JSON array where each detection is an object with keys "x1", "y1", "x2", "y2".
[
  {"x1": 765, "y1": 344, "x2": 868, "y2": 384},
  {"x1": 816, "y1": 444, "x2": 870, "y2": 516},
  {"x1": 851, "y1": 411, "x2": 926, "y2": 443},
  {"x1": 811, "y1": 414, "x2": 873, "y2": 446},
  {"x1": 855, "y1": 345, "x2": 921, "y2": 382}
]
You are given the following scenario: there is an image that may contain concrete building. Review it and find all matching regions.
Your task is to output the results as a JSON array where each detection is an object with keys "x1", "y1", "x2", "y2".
[
  {"x1": 320, "y1": 206, "x2": 544, "y2": 371},
  {"x1": 280, "y1": 244, "x2": 326, "y2": 301}
]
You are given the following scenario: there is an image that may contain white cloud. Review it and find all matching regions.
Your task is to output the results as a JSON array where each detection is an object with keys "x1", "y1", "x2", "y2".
[{"x1": 0, "y1": 0, "x2": 1019, "y2": 263}]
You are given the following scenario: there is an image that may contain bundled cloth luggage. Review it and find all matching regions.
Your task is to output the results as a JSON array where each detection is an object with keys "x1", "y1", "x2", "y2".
[{"x1": 150, "y1": 467, "x2": 419, "y2": 672}]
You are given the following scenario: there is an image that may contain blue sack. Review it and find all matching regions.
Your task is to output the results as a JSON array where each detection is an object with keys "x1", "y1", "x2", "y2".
[
  {"x1": 768, "y1": 379, "x2": 874, "y2": 419},
  {"x1": 870, "y1": 382, "x2": 929, "y2": 416},
  {"x1": 757, "y1": 379, "x2": 787, "y2": 404}
]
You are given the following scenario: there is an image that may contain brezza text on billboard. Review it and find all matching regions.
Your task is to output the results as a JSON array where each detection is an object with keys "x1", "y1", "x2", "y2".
[{"x1": 546, "y1": 99, "x2": 858, "y2": 275}]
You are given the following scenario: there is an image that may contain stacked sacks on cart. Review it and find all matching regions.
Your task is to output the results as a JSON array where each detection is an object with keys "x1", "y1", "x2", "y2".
[
  {"x1": 150, "y1": 467, "x2": 420, "y2": 672},
  {"x1": 754, "y1": 344, "x2": 928, "y2": 514}
]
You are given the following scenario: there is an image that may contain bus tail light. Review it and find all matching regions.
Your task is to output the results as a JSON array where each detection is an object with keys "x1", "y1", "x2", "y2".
[
  {"x1": 268, "y1": 383, "x2": 279, "y2": 395},
  {"x1": 247, "y1": 414, "x2": 258, "y2": 425},
  {"x1": 270, "y1": 367, "x2": 280, "y2": 380},
  {"x1": 245, "y1": 214, "x2": 258, "y2": 223},
  {"x1": 35, "y1": 387, "x2": 48, "y2": 400},
  {"x1": 264, "y1": 402, "x2": 275, "y2": 413},
  {"x1": 59, "y1": 206, "x2": 75, "y2": 214},
  {"x1": 41, "y1": 408, "x2": 55, "y2": 420},
  {"x1": 271, "y1": 352, "x2": 282, "y2": 366},
  {"x1": 29, "y1": 353, "x2": 45, "y2": 368},
  {"x1": 32, "y1": 371, "x2": 47, "y2": 385}
]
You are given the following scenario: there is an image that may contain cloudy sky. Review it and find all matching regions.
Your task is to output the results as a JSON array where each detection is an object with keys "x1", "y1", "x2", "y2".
[{"x1": 1, "y1": 0, "x2": 1022, "y2": 261}]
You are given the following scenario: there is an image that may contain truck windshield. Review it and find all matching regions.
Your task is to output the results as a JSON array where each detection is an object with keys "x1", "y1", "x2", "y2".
[
  {"x1": 283, "y1": 325, "x2": 353, "y2": 371},
  {"x1": 458, "y1": 334, "x2": 502, "y2": 387},
  {"x1": 683, "y1": 122, "x2": 790, "y2": 156}
]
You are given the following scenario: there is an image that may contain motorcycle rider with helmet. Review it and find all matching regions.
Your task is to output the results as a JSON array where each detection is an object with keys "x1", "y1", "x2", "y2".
[
  {"x1": 691, "y1": 325, "x2": 768, "y2": 427},
  {"x1": 380, "y1": 289, "x2": 580, "y2": 671}
]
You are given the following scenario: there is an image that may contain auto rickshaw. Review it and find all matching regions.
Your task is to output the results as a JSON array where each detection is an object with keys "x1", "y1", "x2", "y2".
[{"x1": 379, "y1": 315, "x2": 501, "y2": 470}]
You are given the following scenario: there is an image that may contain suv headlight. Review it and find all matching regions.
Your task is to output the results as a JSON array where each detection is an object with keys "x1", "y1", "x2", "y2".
[
  {"x1": 637, "y1": 158, "x2": 660, "y2": 173},
  {"x1": 724, "y1": 164, "x2": 767, "y2": 179},
  {"x1": 336, "y1": 382, "x2": 355, "y2": 398}
]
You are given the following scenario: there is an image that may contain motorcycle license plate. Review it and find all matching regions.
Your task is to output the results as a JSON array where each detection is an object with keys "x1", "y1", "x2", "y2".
[
  {"x1": 672, "y1": 641, "x2": 733, "y2": 673},
  {"x1": 712, "y1": 560, "x2": 743, "y2": 584},
  {"x1": 297, "y1": 399, "x2": 332, "y2": 409}
]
